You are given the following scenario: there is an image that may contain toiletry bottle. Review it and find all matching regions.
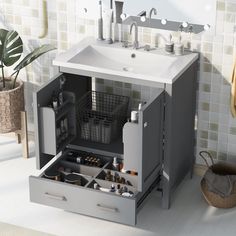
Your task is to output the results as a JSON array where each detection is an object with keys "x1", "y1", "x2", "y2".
[
  {"x1": 123, "y1": 186, "x2": 128, "y2": 193},
  {"x1": 97, "y1": 0, "x2": 104, "y2": 41},
  {"x1": 175, "y1": 35, "x2": 184, "y2": 56},
  {"x1": 131, "y1": 111, "x2": 138, "y2": 123},
  {"x1": 105, "y1": 170, "x2": 112, "y2": 181},
  {"x1": 112, "y1": 157, "x2": 119, "y2": 171},
  {"x1": 138, "y1": 102, "x2": 142, "y2": 111},
  {"x1": 165, "y1": 34, "x2": 174, "y2": 54},
  {"x1": 63, "y1": 118, "x2": 68, "y2": 138},
  {"x1": 58, "y1": 76, "x2": 65, "y2": 106},
  {"x1": 116, "y1": 184, "x2": 122, "y2": 195},
  {"x1": 52, "y1": 91, "x2": 58, "y2": 109},
  {"x1": 110, "y1": 184, "x2": 116, "y2": 192},
  {"x1": 104, "y1": 8, "x2": 113, "y2": 44},
  {"x1": 131, "y1": 102, "x2": 144, "y2": 123},
  {"x1": 94, "y1": 183, "x2": 99, "y2": 190},
  {"x1": 113, "y1": 1, "x2": 124, "y2": 42},
  {"x1": 60, "y1": 119, "x2": 66, "y2": 140}
]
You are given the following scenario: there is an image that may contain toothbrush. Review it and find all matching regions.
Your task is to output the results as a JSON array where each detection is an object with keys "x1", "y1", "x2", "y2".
[
  {"x1": 97, "y1": 0, "x2": 104, "y2": 40},
  {"x1": 178, "y1": 35, "x2": 182, "y2": 44}
]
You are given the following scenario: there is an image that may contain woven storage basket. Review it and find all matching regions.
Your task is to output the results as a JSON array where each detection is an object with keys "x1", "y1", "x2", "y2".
[
  {"x1": 0, "y1": 78, "x2": 24, "y2": 133},
  {"x1": 200, "y1": 151, "x2": 236, "y2": 208}
]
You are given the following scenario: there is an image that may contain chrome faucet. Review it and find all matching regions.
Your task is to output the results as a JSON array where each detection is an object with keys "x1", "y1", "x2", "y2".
[
  {"x1": 130, "y1": 22, "x2": 139, "y2": 49},
  {"x1": 149, "y1": 7, "x2": 157, "y2": 19}
]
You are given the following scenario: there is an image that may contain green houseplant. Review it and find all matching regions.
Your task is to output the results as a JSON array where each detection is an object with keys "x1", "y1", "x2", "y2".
[{"x1": 0, "y1": 28, "x2": 56, "y2": 133}]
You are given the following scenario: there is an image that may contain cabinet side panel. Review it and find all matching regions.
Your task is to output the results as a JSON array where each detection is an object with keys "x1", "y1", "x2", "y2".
[{"x1": 162, "y1": 62, "x2": 198, "y2": 208}]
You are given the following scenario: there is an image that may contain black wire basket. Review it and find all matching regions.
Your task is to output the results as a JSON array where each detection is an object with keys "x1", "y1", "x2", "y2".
[{"x1": 78, "y1": 91, "x2": 129, "y2": 144}]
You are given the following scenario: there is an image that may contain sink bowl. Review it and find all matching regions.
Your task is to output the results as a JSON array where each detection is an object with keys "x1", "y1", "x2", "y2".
[
  {"x1": 68, "y1": 44, "x2": 177, "y2": 77},
  {"x1": 53, "y1": 37, "x2": 198, "y2": 86}
]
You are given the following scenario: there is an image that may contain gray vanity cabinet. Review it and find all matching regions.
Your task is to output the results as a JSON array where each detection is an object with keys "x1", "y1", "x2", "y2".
[{"x1": 29, "y1": 72, "x2": 165, "y2": 225}]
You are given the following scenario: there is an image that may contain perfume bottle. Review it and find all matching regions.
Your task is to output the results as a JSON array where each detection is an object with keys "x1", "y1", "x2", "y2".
[
  {"x1": 110, "y1": 184, "x2": 116, "y2": 192},
  {"x1": 60, "y1": 119, "x2": 66, "y2": 140},
  {"x1": 58, "y1": 76, "x2": 66, "y2": 106},
  {"x1": 112, "y1": 157, "x2": 119, "y2": 171},
  {"x1": 52, "y1": 91, "x2": 58, "y2": 109}
]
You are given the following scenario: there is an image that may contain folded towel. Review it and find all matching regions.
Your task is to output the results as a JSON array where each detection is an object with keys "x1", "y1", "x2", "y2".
[
  {"x1": 204, "y1": 168, "x2": 236, "y2": 197},
  {"x1": 231, "y1": 60, "x2": 236, "y2": 117}
]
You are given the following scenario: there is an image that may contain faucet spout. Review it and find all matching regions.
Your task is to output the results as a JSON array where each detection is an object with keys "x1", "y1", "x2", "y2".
[
  {"x1": 130, "y1": 22, "x2": 139, "y2": 49},
  {"x1": 149, "y1": 7, "x2": 157, "y2": 19}
]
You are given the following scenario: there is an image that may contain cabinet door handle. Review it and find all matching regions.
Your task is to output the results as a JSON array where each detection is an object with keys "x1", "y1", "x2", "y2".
[
  {"x1": 96, "y1": 204, "x2": 119, "y2": 213},
  {"x1": 44, "y1": 192, "x2": 67, "y2": 201}
]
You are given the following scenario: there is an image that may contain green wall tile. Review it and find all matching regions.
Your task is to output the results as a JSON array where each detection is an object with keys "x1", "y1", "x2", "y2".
[
  {"x1": 132, "y1": 91, "x2": 141, "y2": 99},
  {"x1": 217, "y1": 1, "x2": 225, "y2": 11},
  {"x1": 210, "y1": 123, "x2": 219, "y2": 131}
]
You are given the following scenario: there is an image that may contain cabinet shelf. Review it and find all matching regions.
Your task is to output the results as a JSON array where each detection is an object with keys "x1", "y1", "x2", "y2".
[
  {"x1": 55, "y1": 102, "x2": 74, "y2": 121},
  {"x1": 57, "y1": 135, "x2": 76, "y2": 153},
  {"x1": 69, "y1": 137, "x2": 124, "y2": 157}
]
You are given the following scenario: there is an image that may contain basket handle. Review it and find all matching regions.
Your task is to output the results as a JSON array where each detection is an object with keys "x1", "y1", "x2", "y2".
[{"x1": 199, "y1": 151, "x2": 214, "y2": 167}]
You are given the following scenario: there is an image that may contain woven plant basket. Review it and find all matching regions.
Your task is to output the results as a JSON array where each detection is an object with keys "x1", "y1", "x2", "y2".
[
  {"x1": 0, "y1": 78, "x2": 24, "y2": 133},
  {"x1": 200, "y1": 151, "x2": 236, "y2": 208}
]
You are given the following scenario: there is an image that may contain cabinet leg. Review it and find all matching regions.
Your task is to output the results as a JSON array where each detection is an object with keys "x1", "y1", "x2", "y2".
[
  {"x1": 16, "y1": 133, "x2": 21, "y2": 144},
  {"x1": 21, "y1": 111, "x2": 29, "y2": 159},
  {"x1": 161, "y1": 175, "x2": 171, "y2": 209}
]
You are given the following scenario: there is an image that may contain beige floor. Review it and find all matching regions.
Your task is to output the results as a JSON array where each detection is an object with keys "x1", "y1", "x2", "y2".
[{"x1": 0, "y1": 222, "x2": 55, "y2": 236}]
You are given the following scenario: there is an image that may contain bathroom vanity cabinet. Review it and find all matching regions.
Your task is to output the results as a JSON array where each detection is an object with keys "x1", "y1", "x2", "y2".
[{"x1": 29, "y1": 38, "x2": 198, "y2": 225}]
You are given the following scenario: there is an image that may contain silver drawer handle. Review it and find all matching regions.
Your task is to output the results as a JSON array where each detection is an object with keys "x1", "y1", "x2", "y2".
[
  {"x1": 44, "y1": 192, "x2": 67, "y2": 201},
  {"x1": 96, "y1": 204, "x2": 119, "y2": 213}
]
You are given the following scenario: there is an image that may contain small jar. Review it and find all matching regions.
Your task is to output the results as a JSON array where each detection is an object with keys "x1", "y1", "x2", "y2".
[
  {"x1": 44, "y1": 169, "x2": 61, "y2": 181},
  {"x1": 175, "y1": 43, "x2": 184, "y2": 56},
  {"x1": 165, "y1": 41, "x2": 174, "y2": 54},
  {"x1": 64, "y1": 174, "x2": 82, "y2": 186}
]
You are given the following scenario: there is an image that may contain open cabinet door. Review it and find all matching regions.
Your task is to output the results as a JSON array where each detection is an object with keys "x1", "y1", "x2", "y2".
[
  {"x1": 123, "y1": 89, "x2": 164, "y2": 192},
  {"x1": 33, "y1": 73, "x2": 91, "y2": 169}
]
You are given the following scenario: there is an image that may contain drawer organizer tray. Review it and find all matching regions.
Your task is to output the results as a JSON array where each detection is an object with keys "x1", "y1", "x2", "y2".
[{"x1": 29, "y1": 149, "x2": 140, "y2": 225}]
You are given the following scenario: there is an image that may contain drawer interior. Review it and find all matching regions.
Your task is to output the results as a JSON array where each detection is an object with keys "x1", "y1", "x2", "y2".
[{"x1": 40, "y1": 149, "x2": 139, "y2": 199}]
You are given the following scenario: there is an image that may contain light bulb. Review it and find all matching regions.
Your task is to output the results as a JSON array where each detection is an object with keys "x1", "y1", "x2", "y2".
[
  {"x1": 182, "y1": 21, "x2": 188, "y2": 28},
  {"x1": 204, "y1": 24, "x2": 211, "y2": 31},
  {"x1": 140, "y1": 16, "x2": 146, "y2": 22},
  {"x1": 161, "y1": 19, "x2": 167, "y2": 25}
]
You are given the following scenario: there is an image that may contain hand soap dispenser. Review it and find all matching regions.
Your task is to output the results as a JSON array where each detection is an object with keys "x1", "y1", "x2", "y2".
[{"x1": 175, "y1": 35, "x2": 184, "y2": 56}]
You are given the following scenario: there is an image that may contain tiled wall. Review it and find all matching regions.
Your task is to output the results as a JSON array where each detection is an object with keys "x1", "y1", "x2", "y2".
[{"x1": 1, "y1": 0, "x2": 236, "y2": 164}]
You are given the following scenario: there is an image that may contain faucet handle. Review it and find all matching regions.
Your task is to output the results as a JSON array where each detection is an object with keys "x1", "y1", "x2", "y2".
[
  {"x1": 144, "y1": 44, "x2": 151, "y2": 51},
  {"x1": 122, "y1": 41, "x2": 129, "y2": 48},
  {"x1": 133, "y1": 41, "x2": 139, "y2": 50}
]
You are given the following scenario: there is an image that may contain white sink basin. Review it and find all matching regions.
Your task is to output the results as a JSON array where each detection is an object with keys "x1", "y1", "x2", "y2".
[
  {"x1": 53, "y1": 37, "x2": 198, "y2": 86},
  {"x1": 69, "y1": 44, "x2": 177, "y2": 77}
]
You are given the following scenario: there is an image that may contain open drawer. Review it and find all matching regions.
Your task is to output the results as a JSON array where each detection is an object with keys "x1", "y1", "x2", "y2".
[{"x1": 29, "y1": 150, "x2": 140, "y2": 225}]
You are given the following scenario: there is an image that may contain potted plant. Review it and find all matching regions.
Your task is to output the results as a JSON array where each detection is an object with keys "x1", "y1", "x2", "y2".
[{"x1": 0, "y1": 28, "x2": 55, "y2": 133}]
